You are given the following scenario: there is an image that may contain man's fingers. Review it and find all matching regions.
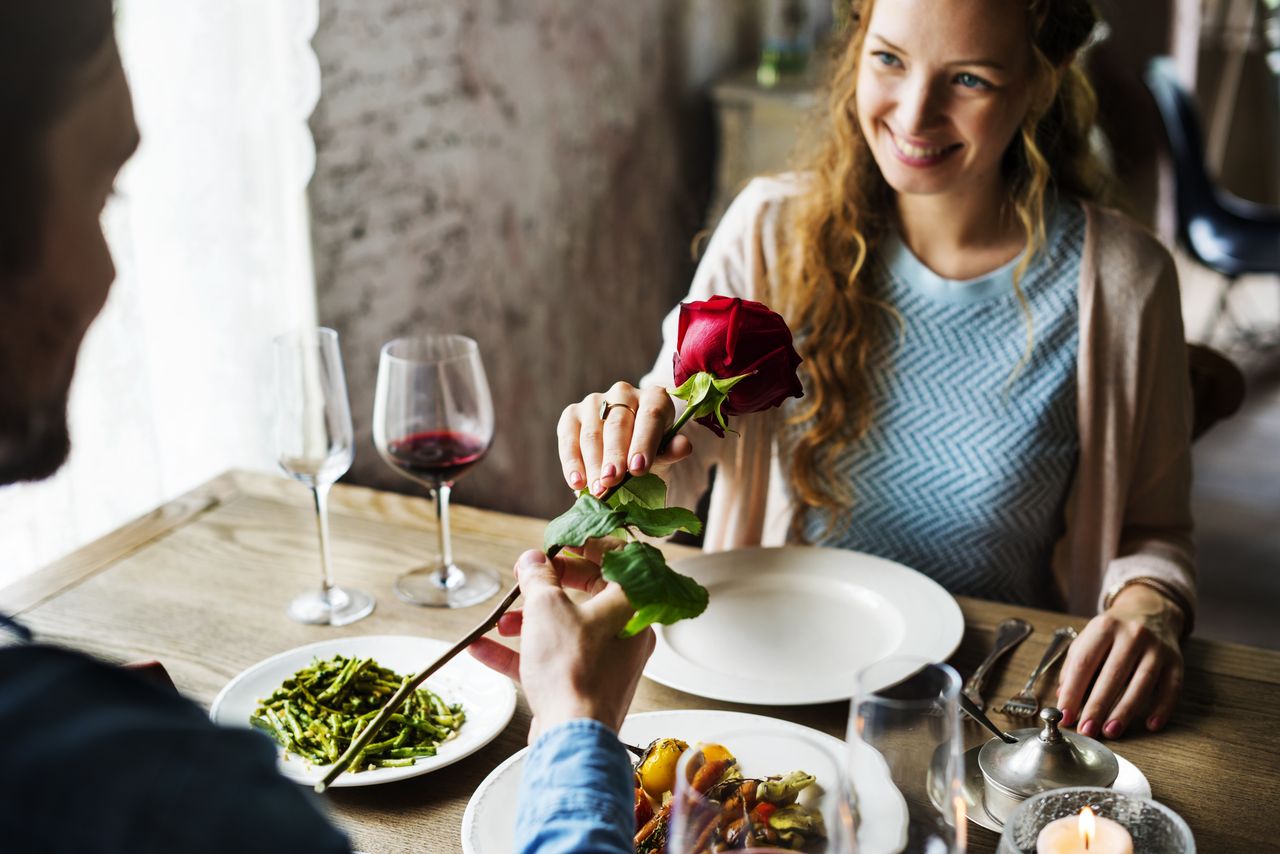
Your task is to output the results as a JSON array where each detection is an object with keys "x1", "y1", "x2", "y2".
[
  {"x1": 467, "y1": 637, "x2": 521, "y2": 682},
  {"x1": 515, "y1": 550, "x2": 563, "y2": 596},
  {"x1": 553, "y1": 551, "x2": 610, "y2": 596},
  {"x1": 582, "y1": 580, "x2": 638, "y2": 636},
  {"x1": 496, "y1": 609, "x2": 523, "y2": 637}
]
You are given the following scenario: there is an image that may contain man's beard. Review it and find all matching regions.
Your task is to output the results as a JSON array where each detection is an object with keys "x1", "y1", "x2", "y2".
[{"x1": 0, "y1": 395, "x2": 72, "y2": 486}]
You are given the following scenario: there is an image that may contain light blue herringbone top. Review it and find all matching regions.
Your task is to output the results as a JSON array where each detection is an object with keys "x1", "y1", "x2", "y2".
[{"x1": 792, "y1": 202, "x2": 1084, "y2": 606}]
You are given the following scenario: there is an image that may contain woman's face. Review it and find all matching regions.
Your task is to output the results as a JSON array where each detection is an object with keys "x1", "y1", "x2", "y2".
[{"x1": 854, "y1": 0, "x2": 1035, "y2": 206}]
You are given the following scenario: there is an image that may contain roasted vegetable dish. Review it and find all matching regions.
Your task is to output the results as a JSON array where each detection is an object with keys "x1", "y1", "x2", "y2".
[
  {"x1": 632, "y1": 738, "x2": 828, "y2": 852},
  {"x1": 250, "y1": 654, "x2": 465, "y2": 771}
]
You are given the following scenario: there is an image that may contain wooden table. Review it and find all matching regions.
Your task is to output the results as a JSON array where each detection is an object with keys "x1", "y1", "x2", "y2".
[{"x1": 5, "y1": 470, "x2": 1279, "y2": 852}]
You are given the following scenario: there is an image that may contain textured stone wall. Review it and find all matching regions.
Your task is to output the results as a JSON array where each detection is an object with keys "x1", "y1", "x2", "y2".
[{"x1": 309, "y1": 0, "x2": 759, "y2": 517}]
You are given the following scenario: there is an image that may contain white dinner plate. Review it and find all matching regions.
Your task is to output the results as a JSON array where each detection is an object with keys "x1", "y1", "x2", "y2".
[
  {"x1": 644, "y1": 546, "x2": 964, "y2": 705},
  {"x1": 461, "y1": 709, "x2": 902, "y2": 854},
  {"x1": 209, "y1": 635, "x2": 516, "y2": 788}
]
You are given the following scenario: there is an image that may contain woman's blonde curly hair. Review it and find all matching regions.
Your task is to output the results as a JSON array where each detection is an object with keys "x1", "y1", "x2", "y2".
[{"x1": 777, "y1": 0, "x2": 1113, "y2": 526}]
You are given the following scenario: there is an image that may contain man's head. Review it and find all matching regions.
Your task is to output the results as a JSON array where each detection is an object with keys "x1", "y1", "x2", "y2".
[{"x1": 0, "y1": 2, "x2": 139, "y2": 484}]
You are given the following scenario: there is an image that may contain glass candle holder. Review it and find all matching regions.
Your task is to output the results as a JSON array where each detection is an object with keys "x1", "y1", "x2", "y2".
[{"x1": 997, "y1": 787, "x2": 1194, "y2": 854}]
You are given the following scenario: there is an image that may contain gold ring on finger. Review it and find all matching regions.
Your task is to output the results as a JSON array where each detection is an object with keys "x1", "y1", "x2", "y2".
[{"x1": 599, "y1": 400, "x2": 637, "y2": 422}]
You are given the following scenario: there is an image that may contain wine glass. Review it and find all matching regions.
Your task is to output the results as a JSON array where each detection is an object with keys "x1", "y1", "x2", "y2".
[
  {"x1": 667, "y1": 728, "x2": 855, "y2": 853},
  {"x1": 272, "y1": 327, "x2": 375, "y2": 626},
  {"x1": 372, "y1": 334, "x2": 501, "y2": 607},
  {"x1": 848, "y1": 658, "x2": 966, "y2": 853}
]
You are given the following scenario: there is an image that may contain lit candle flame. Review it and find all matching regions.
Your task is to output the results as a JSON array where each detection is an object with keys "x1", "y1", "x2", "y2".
[{"x1": 1078, "y1": 806, "x2": 1097, "y2": 850}]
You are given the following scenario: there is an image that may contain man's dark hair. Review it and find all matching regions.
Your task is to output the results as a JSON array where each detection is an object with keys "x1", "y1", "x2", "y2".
[{"x1": 0, "y1": 1, "x2": 115, "y2": 277}]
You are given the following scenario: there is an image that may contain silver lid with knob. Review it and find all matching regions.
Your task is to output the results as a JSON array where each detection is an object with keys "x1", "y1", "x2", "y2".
[{"x1": 978, "y1": 707, "x2": 1119, "y2": 799}]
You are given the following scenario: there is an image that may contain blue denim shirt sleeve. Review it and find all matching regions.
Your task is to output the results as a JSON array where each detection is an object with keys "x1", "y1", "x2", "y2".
[{"x1": 514, "y1": 718, "x2": 634, "y2": 854}]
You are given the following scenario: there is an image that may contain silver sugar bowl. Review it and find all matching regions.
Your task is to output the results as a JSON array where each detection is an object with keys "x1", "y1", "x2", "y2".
[{"x1": 978, "y1": 707, "x2": 1119, "y2": 823}]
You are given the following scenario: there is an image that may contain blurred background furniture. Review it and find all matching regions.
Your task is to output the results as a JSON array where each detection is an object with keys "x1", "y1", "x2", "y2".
[{"x1": 1146, "y1": 56, "x2": 1280, "y2": 348}]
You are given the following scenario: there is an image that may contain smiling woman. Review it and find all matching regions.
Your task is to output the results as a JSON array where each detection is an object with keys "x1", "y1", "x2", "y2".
[{"x1": 0, "y1": 0, "x2": 322, "y2": 586}]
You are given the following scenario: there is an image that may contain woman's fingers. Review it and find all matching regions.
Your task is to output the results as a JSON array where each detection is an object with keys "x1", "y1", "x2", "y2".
[
  {"x1": 1056, "y1": 619, "x2": 1112, "y2": 727},
  {"x1": 599, "y1": 382, "x2": 642, "y2": 491},
  {"x1": 1146, "y1": 657, "x2": 1183, "y2": 732},
  {"x1": 468, "y1": 637, "x2": 521, "y2": 681},
  {"x1": 1077, "y1": 637, "x2": 1140, "y2": 738},
  {"x1": 577, "y1": 395, "x2": 607, "y2": 494},
  {"x1": 627, "y1": 386, "x2": 676, "y2": 476},
  {"x1": 557, "y1": 405, "x2": 588, "y2": 491},
  {"x1": 1100, "y1": 648, "x2": 1164, "y2": 738}
]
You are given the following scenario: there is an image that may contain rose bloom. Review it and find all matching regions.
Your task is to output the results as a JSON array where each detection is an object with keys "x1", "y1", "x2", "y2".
[{"x1": 673, "y1": 295, "x2": 803, "y2": 436}]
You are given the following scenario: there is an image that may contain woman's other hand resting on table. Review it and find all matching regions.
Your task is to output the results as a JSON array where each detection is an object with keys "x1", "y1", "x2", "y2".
[
  {"x1": 469, "y1": 549, "x2": 655, "y2": 742},
  {"x1": 1057, "y1": 584, "x2": 1185, "y2": 738}
]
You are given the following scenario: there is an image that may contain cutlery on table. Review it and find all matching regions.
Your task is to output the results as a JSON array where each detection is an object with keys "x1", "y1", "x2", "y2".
[
  {"x1": 999, "y1": 626, "x2": 1079, "y2": 718},
  {"x1": 959, "y1": 692, "x2": 1018, "y2": 744},
  {"x1": 963, "y1": 617, "x2": 1032, "y2": 711}
]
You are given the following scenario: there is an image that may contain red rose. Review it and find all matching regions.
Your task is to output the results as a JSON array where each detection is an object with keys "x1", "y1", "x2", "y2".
[{"x1": 673, "y1": 296, "x2": 803, "y2": 436}]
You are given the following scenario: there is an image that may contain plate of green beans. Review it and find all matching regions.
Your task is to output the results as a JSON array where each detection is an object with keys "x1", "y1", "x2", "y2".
[{"x1": 210, "y1": 635, "x2": 517, "y2": 787}]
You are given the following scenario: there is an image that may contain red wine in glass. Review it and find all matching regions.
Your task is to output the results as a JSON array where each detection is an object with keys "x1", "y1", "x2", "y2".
[
  {"x1": 385, "y1": 430, "x2": 488, "y2": 485},
  {"x1": 373, "y1": 334, "x2": 500, "y2": 608}
]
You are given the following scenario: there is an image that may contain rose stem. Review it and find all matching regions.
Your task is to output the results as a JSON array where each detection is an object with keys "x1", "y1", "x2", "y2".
[{"x1": 315, "y1": 403, "x2": 698, "y2": 792}]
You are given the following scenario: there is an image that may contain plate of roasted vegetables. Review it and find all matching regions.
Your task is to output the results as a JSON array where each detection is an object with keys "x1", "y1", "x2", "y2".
[
  {"x1": 644, "y1": 546, "x2": 964, "y2": 705},
  {"x1": 210, "y1": 635, "x2": 516, "y2": 787},
  {"x1": 461, "y1": 709, "x2": 869, "y2": 854}
]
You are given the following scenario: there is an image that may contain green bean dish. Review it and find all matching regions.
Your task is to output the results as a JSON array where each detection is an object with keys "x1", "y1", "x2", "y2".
[{"x1": 250, "y1": 654, "x2": 466, "y2": 771}]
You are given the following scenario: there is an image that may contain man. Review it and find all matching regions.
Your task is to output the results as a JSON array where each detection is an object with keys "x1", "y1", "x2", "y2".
[{"x1": 0, "y1": 3, "x2": 645, "y2": 852}]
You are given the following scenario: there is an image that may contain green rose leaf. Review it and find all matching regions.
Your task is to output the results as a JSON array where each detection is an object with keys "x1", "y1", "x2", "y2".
[
  {"x1": 607, "y1": 472, "x2": 667, "y2": 510},
  {"x1": 620, "y1": 504, "x2": 703, "y2": 538},
  {"x1": 601, "y1": 541, "x2": 709, "y2": 637},
  {"x1": 543, "y1": 494, "x2": 626, "y2": 551}
]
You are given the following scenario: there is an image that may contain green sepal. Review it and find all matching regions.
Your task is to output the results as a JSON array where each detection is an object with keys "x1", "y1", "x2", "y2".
[
  {"x1": 601, "y1": 541, "x2": 709, "y2": 637},
  {"x1": 543, "y1": 494, "x2": 626, "y2": 551},
  {"x1": 619, "y1": 504, "x2": 703, "y2": 539},
  {"x1": 668, "y1": 370, "x2": 753, "y2": 431}
]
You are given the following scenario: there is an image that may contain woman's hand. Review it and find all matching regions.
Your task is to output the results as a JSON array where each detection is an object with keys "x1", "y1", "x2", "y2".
[
  {"x1": 468, "y1": 549, "x2": 656, "y2": 742},
  {"x1": 1055, "y1": 584, "x2": 1185, "y2": 738},
  {"x1": 557, "y1": 382, "x2": 693, "y2": 497}
]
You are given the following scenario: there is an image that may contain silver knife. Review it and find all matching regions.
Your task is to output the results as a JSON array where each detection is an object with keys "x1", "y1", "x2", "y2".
[{"x1": 963, "y1": 617, "x2": 1033, "y2": 711}]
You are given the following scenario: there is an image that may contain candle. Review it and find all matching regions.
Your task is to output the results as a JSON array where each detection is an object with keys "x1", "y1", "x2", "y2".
[{"x1": 1036, "y1": 806, "x2": 1134, "y2": 854}]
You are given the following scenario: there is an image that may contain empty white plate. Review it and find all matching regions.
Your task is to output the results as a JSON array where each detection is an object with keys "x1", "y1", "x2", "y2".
[{"x1": 644, "y1": 546, "x2": 964, "y2": 705}]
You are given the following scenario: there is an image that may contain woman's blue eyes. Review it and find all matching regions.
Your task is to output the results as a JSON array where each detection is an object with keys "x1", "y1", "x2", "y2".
[
  {"x1": 955, "y1": 72, "x2": 991, "y2": 90},
  {"x1": 869, "y1": 52, "x2": 992, "y2": 90}
]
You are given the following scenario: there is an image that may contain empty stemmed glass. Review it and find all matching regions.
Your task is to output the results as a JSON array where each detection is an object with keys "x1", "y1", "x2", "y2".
[
  {"x1": 272, "y1": 327, "x2": 375, "y2": 626},
  {"x1": 373, "y1": 334, "x2": 500, "y2": 607},
  {"x1": 848, "y1": 658, "x2": 967, "y2": 853}
]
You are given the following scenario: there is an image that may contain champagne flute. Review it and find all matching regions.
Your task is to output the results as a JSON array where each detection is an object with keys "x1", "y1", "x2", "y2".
[
  {"x1": 667, "y1": 728, "x2": 855, "y2": 853},
  {"x1": 848, "y1": 658, "x2": 967, "y2": 853},
  {"x1": 372, "y1": 334, "x2": 500, "y2": 608},
  {"x1": 273, "y1": 327, "x2": 375, "y2": 626}
]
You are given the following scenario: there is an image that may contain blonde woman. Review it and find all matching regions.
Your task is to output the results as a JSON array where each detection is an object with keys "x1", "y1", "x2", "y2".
[{"x1": 559, "y1": 0, "x2": 1192, "y2": 746}]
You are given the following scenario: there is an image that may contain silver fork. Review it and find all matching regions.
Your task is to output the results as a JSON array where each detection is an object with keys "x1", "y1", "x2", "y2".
[
  {"x1": 999, "y1": 626, "x2": 1078, "y2": 717},
  {"x1": 963, "y1": 617, "x2": 1032, "y2": 711}
]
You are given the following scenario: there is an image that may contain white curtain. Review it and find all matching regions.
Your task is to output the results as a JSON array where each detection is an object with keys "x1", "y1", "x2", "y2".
[{"x1": 0, "y1": 1, "x2": 321, "y2": 588}]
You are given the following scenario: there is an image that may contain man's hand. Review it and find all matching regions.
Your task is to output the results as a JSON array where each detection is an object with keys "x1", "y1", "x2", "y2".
[
  {"x1": 468, "y1": 549, "x2": 655, "y2": 742},
  {"x1": 1056, "y1": 584, "x2": 1184, "y2": 738}
]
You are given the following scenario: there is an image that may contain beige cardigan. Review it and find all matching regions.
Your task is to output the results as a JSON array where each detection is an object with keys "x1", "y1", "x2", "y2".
[{"x1": 642, "y1": 177, "x2": 1196, "y2": 624}]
